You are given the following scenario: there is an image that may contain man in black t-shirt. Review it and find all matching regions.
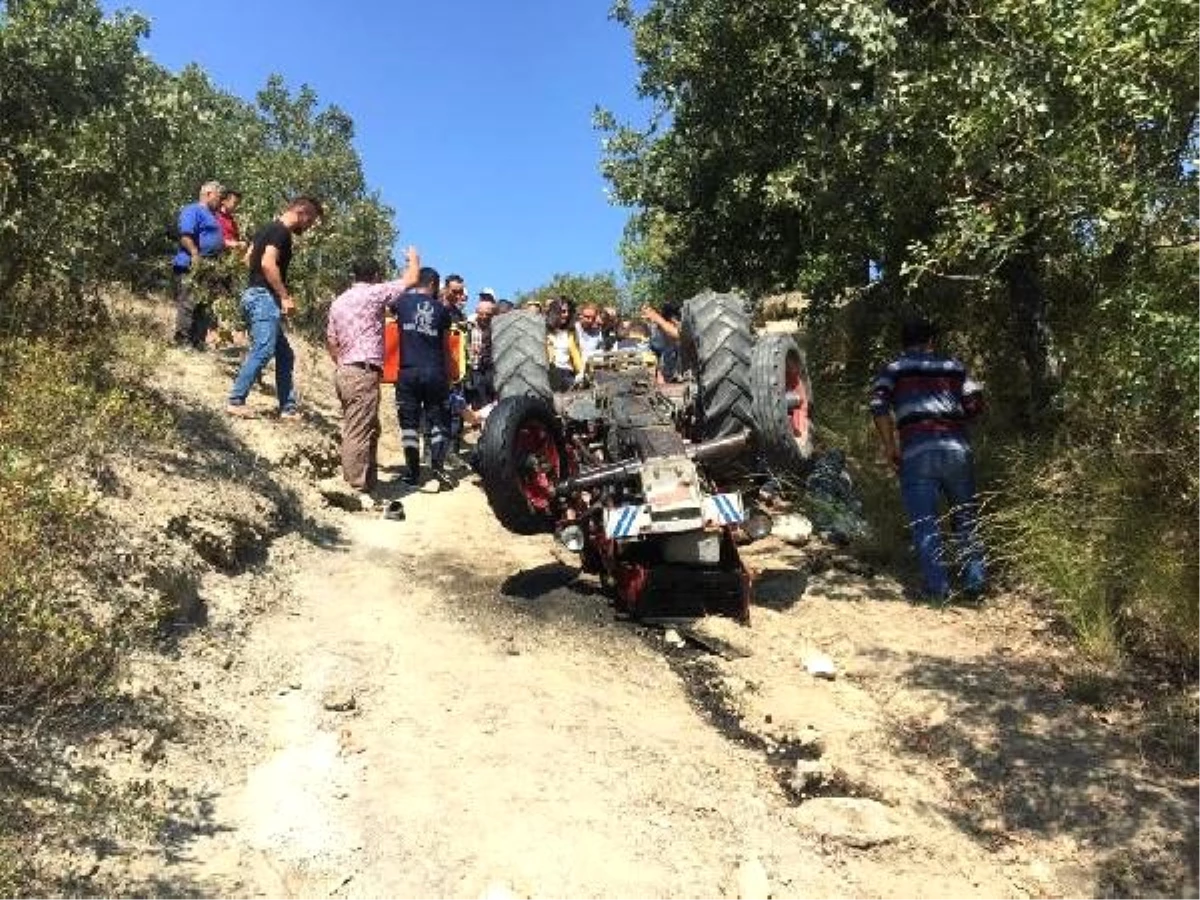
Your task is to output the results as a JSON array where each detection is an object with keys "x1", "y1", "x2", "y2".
[
  {"x1": 226, "y1": 196, "x2": 323, "y2": 419},
  {"x1": 389, "y1": 267, "x2": 457, "y2": 490}
]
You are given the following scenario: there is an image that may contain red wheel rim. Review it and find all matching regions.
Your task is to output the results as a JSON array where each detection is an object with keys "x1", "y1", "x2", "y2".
[
  {"x1": 515, "y1": 420, "x2": 560, "y2": 512},
  {"x1": 786, "y1": 355, "x2": 810, "y2": 443}
]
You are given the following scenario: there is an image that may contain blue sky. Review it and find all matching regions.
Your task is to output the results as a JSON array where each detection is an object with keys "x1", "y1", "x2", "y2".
[{"x1": 103, "y1": 0, "x2": 648, "y2": 302}]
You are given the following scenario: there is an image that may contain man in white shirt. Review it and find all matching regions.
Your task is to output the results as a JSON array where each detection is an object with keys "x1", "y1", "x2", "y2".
[{"x1": 574, "y1": 302, "x2": 605, "y2": 361}]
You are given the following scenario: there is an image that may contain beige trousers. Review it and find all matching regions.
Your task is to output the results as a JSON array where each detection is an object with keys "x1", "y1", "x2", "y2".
[{"x1": 334, "y1": 364, "x2": 381, "y2": 491}]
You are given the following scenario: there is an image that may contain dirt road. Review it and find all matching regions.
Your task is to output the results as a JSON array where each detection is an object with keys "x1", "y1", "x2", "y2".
[
  {"x1": 77, "y1": 325, "x2": 1196, "y2": 899},
  {"x1": 155, "y1": 469, "x2": 1019, "y2": 900}
]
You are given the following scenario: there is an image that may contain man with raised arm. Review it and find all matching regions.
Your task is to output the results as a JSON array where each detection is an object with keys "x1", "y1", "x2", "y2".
[{"x1": 325, "y1": 248, "x2": 420, "y2": 502}]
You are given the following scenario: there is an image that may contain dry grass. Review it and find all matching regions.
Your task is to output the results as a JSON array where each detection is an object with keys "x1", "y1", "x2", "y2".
[
  {"x1": 983, "y1": 442, "x2": 1198, "y2": 671},
  {"x1": 0, "y1": 319, "x2": 169, "y2": 708}
]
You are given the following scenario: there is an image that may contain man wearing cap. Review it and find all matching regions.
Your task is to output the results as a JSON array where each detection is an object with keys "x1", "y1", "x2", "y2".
[
  {"x1": 325, "y1": 248, "x2": 420, "y2": 504},
  {"x1": 171, "y1": 180, "x2": 226, "y2": 349}
]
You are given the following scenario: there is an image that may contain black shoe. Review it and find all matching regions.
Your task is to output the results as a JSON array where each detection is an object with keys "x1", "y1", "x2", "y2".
[
  {"x1": 432, "y1": 468, "x2": 457, "y2": 491},
  {"x1": 400, "y1": 471, "x2": 420, "y2": 487}
]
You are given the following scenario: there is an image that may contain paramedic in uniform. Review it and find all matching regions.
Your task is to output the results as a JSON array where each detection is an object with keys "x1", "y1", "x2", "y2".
[{"x1": 390, "y1": 266, "x2": 457, "y2": 491}]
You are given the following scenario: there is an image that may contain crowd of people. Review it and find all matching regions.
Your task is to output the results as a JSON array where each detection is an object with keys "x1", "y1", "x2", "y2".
[
  {"x1": 322, "y1": 260, "x2": 686, "y2": 499},
  {"x1": 169, "y1": 182, "x2": 988, "y2": 600},
  {"x1": 166, "y1": 182, "x2": 683, "y2": 498}
]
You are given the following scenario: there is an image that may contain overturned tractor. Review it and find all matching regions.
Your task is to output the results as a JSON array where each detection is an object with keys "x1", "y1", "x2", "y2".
[{"x1": 476, "y1": 291, "x2": 812, "y2": 623}]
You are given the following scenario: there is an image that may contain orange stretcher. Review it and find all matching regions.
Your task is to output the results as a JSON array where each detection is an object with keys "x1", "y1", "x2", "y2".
[{"x1": 382, "y1": 317, "x2": 467, "y2": 385}]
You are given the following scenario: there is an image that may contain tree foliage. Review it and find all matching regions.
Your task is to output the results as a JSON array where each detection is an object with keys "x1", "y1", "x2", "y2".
[
  {"x1": 513, "y1": 270, "x2": 629, "y2": 312},
  {"x1": 600, "y1": 0, "x2": 1197, "y2": 419},
  {"x1": 0, "y1": 0, "x2": 397, "y2": 342}
]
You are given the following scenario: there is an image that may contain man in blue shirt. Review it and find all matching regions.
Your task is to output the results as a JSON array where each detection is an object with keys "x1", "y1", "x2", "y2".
[
  {"x1": 390, "y1": 267, "x2": 457, "y2": 491},
  {"x1": 171, "y1": 180, "x2": 226, "y2": 349}
]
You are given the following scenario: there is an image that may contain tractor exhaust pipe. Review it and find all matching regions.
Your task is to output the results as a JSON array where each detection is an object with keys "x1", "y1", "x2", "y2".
[
  {"x1": 553, "y1": 432, "x2": 752, "y2": 495},
  {"x1": 554, "y1": 459, "x2": 642, "y2": 495},
  {"x1": 687, "y1": 431, "x2": 751, "y2": 462}
]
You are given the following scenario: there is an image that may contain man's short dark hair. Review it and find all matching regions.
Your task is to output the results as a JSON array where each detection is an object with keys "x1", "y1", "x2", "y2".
[
  {"x1": 290, "y1": 195, "x2": 325, "y2": 219},
  {"x1": 220, "y1": 188, "x2": 242, "y2": 201},
  {"x1": 660, "y1": 303, "x2": 681, "y2": 321},
  {"x1": 417, "y1": 266, "x2": 441, "y2": 293},
  {"x1": 901, "y1": 316, "x2": 938, "y2": 348},
  {"x1": 445, "y1": 273, "x2": 463, "y2": 284},
  {"x1": 351, "y1": 258, "x2": 381, "y2": 283}
]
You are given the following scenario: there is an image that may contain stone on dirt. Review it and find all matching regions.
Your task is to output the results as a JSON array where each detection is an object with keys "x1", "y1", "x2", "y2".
[
  {"x1": 791, "y1": 725, "x2": 824, "y2": 754},
  {"x1": 733, "y1": 855, "x2": 771, "y2": 899},
  {"x1": 789, "y1": 759, "x2": 831, "y2": 796},
  {"x1": 803, "y1": 653, "x2": 837, "y2": 680},
  {"x1": 322, "y1": 688, "x2": 357, "y2": 712},
  {"x1": 793, "y1": 797, "x2": 904, "y2": 849},
  {"x1": 773, "y1": 513, "x2": 814, "y2": 546}
]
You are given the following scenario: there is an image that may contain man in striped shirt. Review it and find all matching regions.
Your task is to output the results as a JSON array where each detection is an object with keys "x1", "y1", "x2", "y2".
[{"x1": 870, "y1": 317, "x2": 986, "y2": 600}]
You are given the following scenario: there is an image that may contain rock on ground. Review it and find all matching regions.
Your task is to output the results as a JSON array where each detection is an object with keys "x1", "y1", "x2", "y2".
[{"x1": 792, "y1": 797, "x2": 905, "y2": 849}]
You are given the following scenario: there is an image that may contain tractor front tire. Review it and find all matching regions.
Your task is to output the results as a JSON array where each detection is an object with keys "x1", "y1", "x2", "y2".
[
  {"x1": 478, "y1": 395, "x2": 567, "y2": 535},
  {"x1": 750, "y1": 333, "x2": 814, "y2": 475}
]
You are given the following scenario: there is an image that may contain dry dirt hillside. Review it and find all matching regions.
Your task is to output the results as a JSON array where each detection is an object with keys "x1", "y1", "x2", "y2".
[{"x1": 22, "y1": 295, "x2": 1197, "y2": 899}]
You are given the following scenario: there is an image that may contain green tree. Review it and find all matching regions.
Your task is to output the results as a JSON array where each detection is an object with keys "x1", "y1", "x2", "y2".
[
  {"x1": 513, "y1": 271, "x2": 629, "y2": 312},
  {"x1": 600, "y1": 0, "x2": 1197, "y2": 420},
  {"x1": 0, "y1": 0, "x2": 173, "y2": 333}
]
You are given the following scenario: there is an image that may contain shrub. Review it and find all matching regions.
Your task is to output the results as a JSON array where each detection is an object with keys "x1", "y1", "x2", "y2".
[
  {"x1": 0, "y1": 331, "x2": 167, "y2": 708},
  {"x1": 985, "y1": 441, "x2": 1198, "y2": 669}
]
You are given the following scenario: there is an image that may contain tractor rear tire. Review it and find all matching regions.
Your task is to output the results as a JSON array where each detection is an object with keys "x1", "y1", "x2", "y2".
[
  {"x1": 750, "y1": 333, "x2": 814, "y2": 475},
  {"x1": 478, "y1": 395, "x2": 567, "y2": 536},
  {"x1": 492, "y1": 310, "x2": 552, "y2": 403},
  {"x1": 680, "y1": 291, "x2": 754, "y2": 439}
]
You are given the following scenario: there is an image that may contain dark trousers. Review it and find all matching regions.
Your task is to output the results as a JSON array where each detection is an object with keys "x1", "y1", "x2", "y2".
[
  {"x1": 468, "y1": 366, "x2": 496, "y2": 409},
  {"x1": 550, "y1": 366, "x2": 575, "y2": 393},
  {"x1": 172, "y1": 268, "x2": 211, "y2": 347},
  {"x1": 396, "y1": 368, "x2": 451, "y2": 475}
]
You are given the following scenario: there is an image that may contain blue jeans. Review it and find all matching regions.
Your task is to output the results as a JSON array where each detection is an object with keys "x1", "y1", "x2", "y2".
[
  {"x1": 228, "y1": 287, "x2": 296, "y2": 412},
  {"x1": 899, "y1": 447, "x2": 986, "y2": 597}
]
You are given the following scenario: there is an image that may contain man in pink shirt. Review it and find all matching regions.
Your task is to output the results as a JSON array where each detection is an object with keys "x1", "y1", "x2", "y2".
[{"x1": 326, "y1": 247, "x2": 420, "y2": 499}]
